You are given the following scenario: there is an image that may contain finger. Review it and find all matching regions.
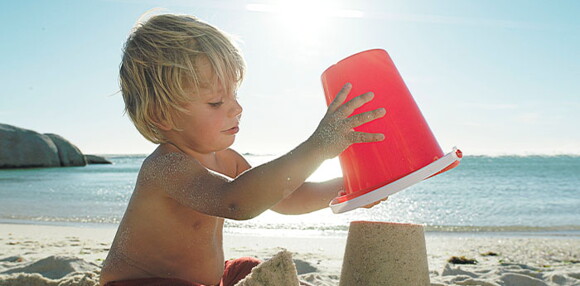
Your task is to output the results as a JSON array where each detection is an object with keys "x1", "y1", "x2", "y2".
[
  {"x1": 336, "y1": 92, "x2": 374, "y2": 118},
  {"x1": 363, "y1": 200, "x2": 381, "y2": 208},
  {"x1": 346, "y1": 108, "x2": 386, "y2": 128},
  {"x1": 363, "y1": 196, "x2": 389, "y2": 208},
  {"x1": 363, "y1": 202, "x2": 379, "y2": 208},
  {"x1": 327, "y1": 83, "x2": 352, "y2": 113},
  {"x1": 348, "y1": 131, "x2": 385, "y2": 144}
]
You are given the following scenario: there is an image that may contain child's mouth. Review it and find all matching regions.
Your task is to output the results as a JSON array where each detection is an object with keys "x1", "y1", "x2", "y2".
[{"x1": 222, "y1": 126, "x2": 239, "y2": 135}]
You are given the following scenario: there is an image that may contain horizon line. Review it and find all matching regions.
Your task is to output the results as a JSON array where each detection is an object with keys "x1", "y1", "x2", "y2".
[{"x1": 90, "y1": 152, "x2": 580, "y2": 158}]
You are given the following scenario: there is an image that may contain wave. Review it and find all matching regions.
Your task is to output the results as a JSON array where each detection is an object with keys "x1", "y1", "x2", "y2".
[
  {"x1": 223, "y1": 221, "x2": 580, "y2": 233},
  {"x1": 423, "y1": 225, "x2": 580, "y2": 232},
  {"x1": 2, "y1": 215, "x2": 580, "y2": 237},
  {"x1": 0, "y1": 215, "x2": 121, "y2": 225}
]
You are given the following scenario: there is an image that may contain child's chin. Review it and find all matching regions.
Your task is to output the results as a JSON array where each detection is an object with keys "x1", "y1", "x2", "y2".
[{"x1": 218, "y1": 138, "x2": 236, "y2": 150}]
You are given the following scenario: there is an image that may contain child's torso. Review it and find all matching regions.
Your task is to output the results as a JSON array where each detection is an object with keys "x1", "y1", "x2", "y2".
[{"x1": 100, "y1": 147, "x2": 242, "y2": 285}]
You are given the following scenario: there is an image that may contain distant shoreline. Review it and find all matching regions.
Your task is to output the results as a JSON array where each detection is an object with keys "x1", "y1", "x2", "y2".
[{"x1": 90, "y1": 153, "x2": 580, "y2": 158}]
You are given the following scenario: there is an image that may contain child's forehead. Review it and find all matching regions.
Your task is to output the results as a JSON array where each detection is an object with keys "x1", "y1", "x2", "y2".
[
  {"x1": 181, "y1": 58, "x2": 217, "y2": 98},
  {"x1": 194, "y1": 56, "x2": 217, "y2": 88},
  {"x1": 188, "y1": 56, "x2": 237, "y2": 97}
]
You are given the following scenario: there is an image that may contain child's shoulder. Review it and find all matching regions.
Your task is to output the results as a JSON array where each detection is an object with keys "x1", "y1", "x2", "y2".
[
  {"x1": 217, "y1": 148, "x2": 247, "y2": 163},
  {"x1": 138, "y1": 145, "x2": 250, "y2": 182},
  {"x1": 144, "y1": 147, "x2": 193, "y2": 168},
  {"x1": 217, "y1": 148, "x2": 251, "y2": 176},
  {"x1": 138, "y1": 146, "x2": 200, "y2": 185}
]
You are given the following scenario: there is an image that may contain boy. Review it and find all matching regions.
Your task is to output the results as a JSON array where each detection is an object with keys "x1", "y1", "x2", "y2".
[{"x1": 100, "y1": 14, "x2": 386, "y2": 286}]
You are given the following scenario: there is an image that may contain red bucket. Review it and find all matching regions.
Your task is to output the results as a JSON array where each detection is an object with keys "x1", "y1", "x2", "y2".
[{"x1": 321, "y1": 49, "x2": 462, "y2": 214}]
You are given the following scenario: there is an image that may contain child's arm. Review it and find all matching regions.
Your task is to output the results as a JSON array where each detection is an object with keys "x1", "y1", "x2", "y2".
[
  {"x1": 270, "y1": 178, "x2": 342, "y2": 214},
  {"x1": 270, "y1": 178, "x2": 388, "y2": 214},
  {"x1": 148, "y1": 83, "x2": 386, "y2": 220},
  {"x1": 233, "y1": 151, "x2": 342, "y2": 215}
]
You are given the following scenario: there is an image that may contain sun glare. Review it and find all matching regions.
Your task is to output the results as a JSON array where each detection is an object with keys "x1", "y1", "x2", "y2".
[{"x1": 246, "y1": 1, "x2": 363, "y2": 42}]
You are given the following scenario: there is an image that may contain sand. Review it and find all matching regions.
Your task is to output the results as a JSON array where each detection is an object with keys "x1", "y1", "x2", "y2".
[
  {"x1": 340, "y1": 221, "x2": 430, "y2": 285},
  {"x1": 234, "y1": 250, "x2": 300, "y2": 286},
  {"x1": 1, "y1": 223, "x2": 579, "y2": 285}
]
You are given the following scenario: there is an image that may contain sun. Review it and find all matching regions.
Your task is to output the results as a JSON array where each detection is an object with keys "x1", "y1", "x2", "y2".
[{"x1": 246, "y1": 0, "x2": 363, "y2": 43}]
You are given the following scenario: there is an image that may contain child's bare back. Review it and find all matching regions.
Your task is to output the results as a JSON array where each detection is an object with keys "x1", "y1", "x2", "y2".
[{"x1": 100, "y1": 144, "x2": 249, "y2": 284}]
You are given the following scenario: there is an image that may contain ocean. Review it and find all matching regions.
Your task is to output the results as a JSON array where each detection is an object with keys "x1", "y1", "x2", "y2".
[{"x1": 1, "y1": 154, "x2": 579, "y2": 237}]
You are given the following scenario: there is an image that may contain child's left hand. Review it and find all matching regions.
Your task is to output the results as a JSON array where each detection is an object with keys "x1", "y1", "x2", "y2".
[{"x1": 338, "y1": 190, "x2": 388, "y2": 209}]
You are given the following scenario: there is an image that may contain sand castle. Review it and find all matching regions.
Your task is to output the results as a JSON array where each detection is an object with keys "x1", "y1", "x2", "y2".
[
  {"x1": 235, "y1": 250, "x2": 300, "y2": 286},
  {"x1": 339, "y1": 221, "x2": 430, "y2": 285}
]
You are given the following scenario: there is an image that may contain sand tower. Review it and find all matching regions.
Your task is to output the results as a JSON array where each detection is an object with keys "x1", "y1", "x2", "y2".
[{"x1": 339, "y1": 221, "x2": 430, "y2": 285}]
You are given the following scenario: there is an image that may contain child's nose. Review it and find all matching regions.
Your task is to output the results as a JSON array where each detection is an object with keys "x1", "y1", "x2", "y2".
[{"x1": 229, "y1": 100, "x2": 243, "y2": 118}]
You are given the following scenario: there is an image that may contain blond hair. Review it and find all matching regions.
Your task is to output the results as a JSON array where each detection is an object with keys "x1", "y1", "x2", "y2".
[{"x1": 120, "y1": 14, "x2": 245, "y2": 144}]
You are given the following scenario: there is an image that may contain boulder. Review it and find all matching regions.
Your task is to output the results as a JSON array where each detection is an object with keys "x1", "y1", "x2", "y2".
[
  {"x1": 0, "y1": 124, "x2": 60, "y2": 168},
  {"x1": 0, "y1": 123, "x2": 90, "y2": 169},
  {"x1": 85, "y1": 155, "x2": 112, "y2": 165},
  {"x1": 44, "y1": 134, "x2": 87, "y2": 167}
]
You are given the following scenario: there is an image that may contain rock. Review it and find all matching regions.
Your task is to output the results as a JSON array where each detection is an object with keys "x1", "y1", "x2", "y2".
[
  {"x1": 44, "y1": 134, "x2": 86, "y2": 167},
  {"x1": 85, "y1": 155, "x2": 112, "y2": 165},
  {"x1": 0, "y1": 256, "x2": 99, "y2": 280},
  {"x1": 0, "y1": 124, "x2": 60, "y2": 168},
  {"x1": 0, "y1": 123, "x2": 93, "y2": 169}
]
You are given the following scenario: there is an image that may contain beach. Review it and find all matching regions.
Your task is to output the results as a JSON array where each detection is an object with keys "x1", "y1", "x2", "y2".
[
  {"x1": 1, "y1": 154, "x2": 579, "y2": 285},
  {"x1": 1, "y1": 223, "x2": 579, "y2": 285},
  {"x1": 3, "y1": 0, "x2": 580, "y2": 284}
]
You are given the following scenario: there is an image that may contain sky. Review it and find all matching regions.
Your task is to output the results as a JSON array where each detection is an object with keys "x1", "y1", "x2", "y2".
[{"x1": 1, "y1": 0, "x2": 579, "y2": 156}]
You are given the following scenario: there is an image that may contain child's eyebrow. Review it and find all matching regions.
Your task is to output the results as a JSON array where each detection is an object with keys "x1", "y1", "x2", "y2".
[{"x1": 198, "y1": 81, "x2": 212, "y2": 89}]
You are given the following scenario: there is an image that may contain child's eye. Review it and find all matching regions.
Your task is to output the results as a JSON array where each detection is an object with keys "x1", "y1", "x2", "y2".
[{"x1": 209, "y1": 101, "x2": 224, "y2": 108}]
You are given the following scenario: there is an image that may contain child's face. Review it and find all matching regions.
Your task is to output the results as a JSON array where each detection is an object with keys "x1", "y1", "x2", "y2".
[{"x1": 172, "y1": 58, "x2": 242, "y2": 153}]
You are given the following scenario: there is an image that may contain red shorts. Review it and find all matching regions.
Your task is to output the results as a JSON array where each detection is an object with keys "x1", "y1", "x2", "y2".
[{"x1": 104, "y1": 257, "x2": 261, "y2": 286}]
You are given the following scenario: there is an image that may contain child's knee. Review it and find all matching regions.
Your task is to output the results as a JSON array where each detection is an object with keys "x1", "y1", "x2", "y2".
[{"x1": 222, "y1": 256, "x2": 261, "y2": 285}]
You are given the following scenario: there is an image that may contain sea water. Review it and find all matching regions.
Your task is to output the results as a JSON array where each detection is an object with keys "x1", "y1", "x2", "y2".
[{"x1": 1, "y1": 154, "x2": 579, "y2": 236}]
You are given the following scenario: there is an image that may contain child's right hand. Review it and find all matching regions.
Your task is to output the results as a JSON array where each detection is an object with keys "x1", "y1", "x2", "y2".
[{"x1": 309, "y1": 83, "x2": 386, "y2": 160}]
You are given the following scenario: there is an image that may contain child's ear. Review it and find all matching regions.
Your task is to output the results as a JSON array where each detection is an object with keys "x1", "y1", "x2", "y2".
[
  {"x1": 152, "y1": 120, "x2": 172, "y2": 131},
  {"x1": 151, "y1": 113, "x2": 173, "y2": 131}
]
